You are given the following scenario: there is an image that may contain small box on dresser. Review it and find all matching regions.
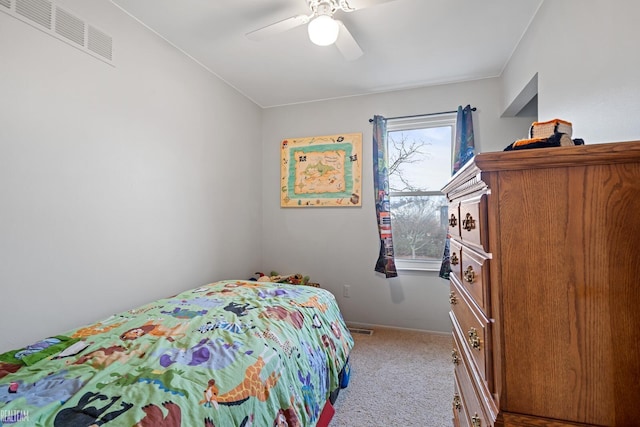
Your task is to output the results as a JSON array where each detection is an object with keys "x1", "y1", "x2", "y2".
[{"x1": 442, "y1": 140, "x2": 640, "y2": 427}]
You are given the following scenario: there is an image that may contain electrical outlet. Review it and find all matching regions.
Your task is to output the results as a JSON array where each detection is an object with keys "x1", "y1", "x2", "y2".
[{"x1": 343, "y1": 285, "x2": 350, "y2": 298}]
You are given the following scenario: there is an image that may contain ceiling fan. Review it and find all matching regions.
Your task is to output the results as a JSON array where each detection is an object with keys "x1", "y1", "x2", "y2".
[{"x1": 246, "y1": 0, "x2": 397, "y2": 61}]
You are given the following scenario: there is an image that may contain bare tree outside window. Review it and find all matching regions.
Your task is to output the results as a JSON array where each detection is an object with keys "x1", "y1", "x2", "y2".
[
  {"x1": 388, "y1": 131, "x2": 431, "y2": 192},
  {"x1": 386, "y1": 116, "x2": 455, "y2": 270}
]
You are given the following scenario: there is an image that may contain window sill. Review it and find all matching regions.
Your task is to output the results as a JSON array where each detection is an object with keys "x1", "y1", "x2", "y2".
[{"x1": 394, "y1": 259, "x2": 442, "y2": 272}]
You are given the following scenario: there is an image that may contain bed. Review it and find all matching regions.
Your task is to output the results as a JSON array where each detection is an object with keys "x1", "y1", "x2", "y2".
[{"x1": 0, "y1": 279, "x2": 354, "y2": 426}]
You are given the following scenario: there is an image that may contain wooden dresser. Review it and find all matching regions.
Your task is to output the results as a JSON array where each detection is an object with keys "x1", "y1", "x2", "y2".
[{"x1": 442, "y1": 140, "x2": 640, "y2": 427}]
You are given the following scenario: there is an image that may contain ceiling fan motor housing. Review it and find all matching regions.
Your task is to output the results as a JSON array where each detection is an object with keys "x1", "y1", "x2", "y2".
[{"x1": 307, "y1": 0, "x2": 356, "y2": 16}]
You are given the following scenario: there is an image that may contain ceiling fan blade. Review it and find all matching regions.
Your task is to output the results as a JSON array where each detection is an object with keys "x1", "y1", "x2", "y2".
[
  {"x1": 335, "y1": 21, "x2": 363, "y2": 61},
  {"x1": 341, "y1": 0, "x2": 398, "y2": 12},
  {"x1": 246, "y1": 14, "x2": 310, "y2": 41}
]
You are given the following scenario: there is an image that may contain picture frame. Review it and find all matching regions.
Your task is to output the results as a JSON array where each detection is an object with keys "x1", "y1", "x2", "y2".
[{"x1": 280, "y1": 133, "x2": 362, "y2": 207}]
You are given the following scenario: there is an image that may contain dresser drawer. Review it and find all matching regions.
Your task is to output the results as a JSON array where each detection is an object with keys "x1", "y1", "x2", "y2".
[
  {"x1": 448, "y1": 201, "x2": 461, "y2": 238},
  {"x1": 450, "y1": 277, "x2": 492, "y2": 389},
  {"x1": 459, "y1": 244, "x2": 490, "y2": 314},
  {"x1": 453, "y1": 371, "x2": 470, "y2": 427},
  {"x1": 449, "y1": 238, "x2": 463, "y2": 284},
  {"x1": 459, "y1": 194, "x2": 488, "y2": 252},
  {"x1": 454, "y1": 348, "x2": 492, "y2": 427}
]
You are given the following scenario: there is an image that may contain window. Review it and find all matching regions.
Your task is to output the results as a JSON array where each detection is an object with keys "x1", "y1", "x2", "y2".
[{"x1": 387, "y1": 113, "x2": 456, "y2": 271}]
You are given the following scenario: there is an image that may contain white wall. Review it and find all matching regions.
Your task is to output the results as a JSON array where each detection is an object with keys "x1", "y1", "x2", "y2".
[
  {"x1": 261, "y1": 78, "x2": 535, "y2": 333},
  {"x1": 502, "y1": 0, "x2": 640, "y2": 143},
  {"x1": 0, "y1": 0, "x2": 263, "y2": 352}
]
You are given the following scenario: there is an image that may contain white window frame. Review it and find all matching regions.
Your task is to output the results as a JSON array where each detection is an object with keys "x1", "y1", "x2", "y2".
[{"x1": 387, "y1": 113, "x2": 456, "y2": 272}]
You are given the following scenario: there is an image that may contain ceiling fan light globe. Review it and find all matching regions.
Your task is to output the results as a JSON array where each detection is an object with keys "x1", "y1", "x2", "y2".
[{"x1": 308, "y1": 15, "x2": 340, "y2": 46}]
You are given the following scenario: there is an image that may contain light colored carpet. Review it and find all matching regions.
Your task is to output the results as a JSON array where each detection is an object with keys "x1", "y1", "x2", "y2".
[{"x1": 330, "y1": 327, "x2": 453, "y2": 427}]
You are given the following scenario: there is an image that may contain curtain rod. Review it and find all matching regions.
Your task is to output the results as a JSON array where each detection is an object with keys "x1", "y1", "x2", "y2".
[{"x1": 368, "y1": 107, "x2": 476, "y2": 123}]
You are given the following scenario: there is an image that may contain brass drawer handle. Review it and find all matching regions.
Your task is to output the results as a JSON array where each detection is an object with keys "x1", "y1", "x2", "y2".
[
  {"x1": 468, "y1": 327, "x2": 481, "y2": 351},
  {"x1": 451, "y1": 252, "x2": 459, "y2": 266},
  {"x1": 449, "y1": 291, "x2": 457, "y2": 305},
  {"x1": 453, "y1": 394, "x2": 462, "y2": 411},
  {"x1": 449, "y1": 214, "x2": 458, "y2": 227},
  {"x1": 452, "y1": 349, "x2": 460, "y2": 365},
  {"x1": 463, "y1": 266, "x2": 475, "y2": 283},
  {"x1": 462, "y1": 213, "x2": 476, "y2": 231},
  {"x1": 471, "y1": 413, "x2": 482, "y2": 427}
]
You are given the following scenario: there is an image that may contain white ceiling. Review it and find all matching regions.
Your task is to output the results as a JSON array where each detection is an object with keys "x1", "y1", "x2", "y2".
[{"x1": 110, "y1": 0, "x2": 543, "y2": 108}]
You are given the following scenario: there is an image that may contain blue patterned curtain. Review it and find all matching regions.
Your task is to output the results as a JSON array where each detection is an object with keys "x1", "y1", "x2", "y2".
[
  {"x1": 372, "y1": 115, "x2": 398, "y2": 278},
  {"x1": 439, "y1": 105, "x2": 475, "y2": 279},
  {"x1": 452, "y1": 105, "x2": 475, "y2": 175}
]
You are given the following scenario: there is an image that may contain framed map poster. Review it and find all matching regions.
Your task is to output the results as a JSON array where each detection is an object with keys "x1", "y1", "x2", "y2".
[{"x1": 280, "y1": 133, "x2": 362, "y2": 207}]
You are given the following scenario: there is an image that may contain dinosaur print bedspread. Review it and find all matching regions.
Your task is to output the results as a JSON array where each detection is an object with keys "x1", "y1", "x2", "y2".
[{"x1": 0, "y1": 280, "x2": 354, "y2": 426}]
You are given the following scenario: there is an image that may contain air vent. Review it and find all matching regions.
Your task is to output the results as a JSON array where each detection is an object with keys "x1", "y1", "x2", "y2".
[
  {"x1": 15, "y1": 0, "x2": 51, "y2": 29},
  {"x1": 348, "y1": 327, "x2": 374, "y2": 335},
  {"x1": 0, "y1": 0, "x2": 113, "y2": 65},
  {"x1": 88, "y1": 25, "x2": 112, "y2": 61},
  {"x1": 55, "y1": 7, "x2": 84, "y2": 46}
]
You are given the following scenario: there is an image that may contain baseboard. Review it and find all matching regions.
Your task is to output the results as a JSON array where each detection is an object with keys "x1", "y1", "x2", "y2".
[{"x1": 345, "y1": 321, "x2": 451, "y2": 337}]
